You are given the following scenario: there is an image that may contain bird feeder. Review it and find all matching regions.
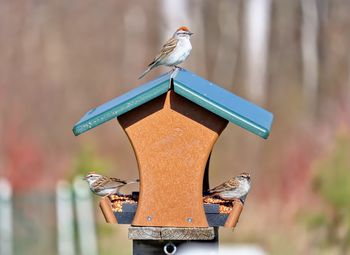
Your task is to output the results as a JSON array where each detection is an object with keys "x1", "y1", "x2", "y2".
[{"x1": 73, "y1": 69, "x2": 273, "y2": 254}]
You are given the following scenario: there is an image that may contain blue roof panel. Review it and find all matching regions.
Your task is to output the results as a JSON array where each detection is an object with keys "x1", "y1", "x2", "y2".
[
  {"x1": 73, "y1": 72, "x2": 171, "y2": 136},
  {"x1": 73, "y1": 69, "x2": 273, "y2": 138},
  {"x1": 173, "y1": 69, "x2": 273, "y2": 138}
]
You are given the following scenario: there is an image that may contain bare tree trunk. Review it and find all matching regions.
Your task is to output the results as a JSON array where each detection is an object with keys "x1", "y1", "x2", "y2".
[
  {"x1": 240, "y1": 0, "x2": 272, "y2": 185},
  {"x1": 243, "y1": 0, "x2": 271, "y2": 104},
  {"x1": 161, "y1": 0, "x2": 189, "y2": 40},
  {"x1": 122, "y1": 4, "x2": 147, "y2": 81},
  {"x1": 348, "y1": 54, "x2": 350, "y2": 102},
  {"x1": 187, "y1": 0, "x2": 207, "y2": 75},
  {"x1": 301, "y1": 0, "x2": 319, "y2": 113},
  {"x1": 212, "y1": 0, "x2": 241, "y2": 89}
]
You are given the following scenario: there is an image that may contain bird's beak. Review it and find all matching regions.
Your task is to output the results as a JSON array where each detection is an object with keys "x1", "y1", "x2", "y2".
[
  {"x1": 189, "y1": 32, "x2": 194, "y2": 36},
  {"x1": 82, "y1": 176, "x2": 87, "y2": 180}
]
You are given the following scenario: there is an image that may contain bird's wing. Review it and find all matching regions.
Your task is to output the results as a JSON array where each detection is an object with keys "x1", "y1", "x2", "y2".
[
  {"x1": 148, "y1": 37, "x2": 178, "y2": 66},
  {"x1": 138, "y1": 37, "x2": 178, "y2": 79},
  {"x1": 92, "y1": 177, "x2": 126, "y2": 192},
  {"x1": 125, "y1": 179, "x2": 140, "y2": 184},
  {"x1": 109, "y1": 177, "x2": 128, "y2": 185},
  {"x1": 208, "y1": 178, "x2": 238, "y2": 193}
]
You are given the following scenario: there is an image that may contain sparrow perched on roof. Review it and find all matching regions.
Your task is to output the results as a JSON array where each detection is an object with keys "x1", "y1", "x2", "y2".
[
  {"x1": 138, "y1": 26, "x2": 193, "y2": 79},
  {"x1": 83, "y1": 172, "x2": 139, "y2": 197},
  {"x1": 207, "y1": 173, "x2": 251, "y2": 202}
]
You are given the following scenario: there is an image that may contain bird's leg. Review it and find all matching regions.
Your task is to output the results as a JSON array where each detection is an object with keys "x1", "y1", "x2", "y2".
[
  {"x1": 105, "y1": 194, "x2": 117, "y2": 201},
  {"x1": 174, "y1": 65, "x2": 183, "y2": 70},
  {"x1": 114, "y1": 187, "x2": 122, "y2": 197},
  {"x1": 105, "y1": 190, "x2": 118, "y2": 199},
  {"x1": 233, "y1": 198, "x2": 242, "y2": 205},
  {"x1": 170, "y1": 67, "x2": 180, "y2": 80}
]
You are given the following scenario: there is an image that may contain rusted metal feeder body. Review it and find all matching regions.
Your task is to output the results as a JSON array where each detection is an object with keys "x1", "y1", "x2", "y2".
[
  {"x1": 73, "y1": 69, "x2": 273, "y2": 231},
  {"x1": 118, "y1": 91, "x2": 227, "y2": 227}
]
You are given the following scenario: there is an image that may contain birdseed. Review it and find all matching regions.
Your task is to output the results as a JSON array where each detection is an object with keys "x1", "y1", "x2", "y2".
[
  {"x1": 203, "y1": 196, "x2": 234, "y2": 214},
  {"x1": 109, "y1": 194, "x2": 137, "y2": 212},
  {"x1": 109, "y1": 194, "x2": 234, "y2": 214}
]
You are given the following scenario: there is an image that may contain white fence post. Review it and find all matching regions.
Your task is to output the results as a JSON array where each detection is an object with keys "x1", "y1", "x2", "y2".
[
  {"x1": 0, "y1": 178, "x2": 13, "y2": 255},
  {"x1": 56, "y1": 180, "x2": 76, "y2": 255},
  {"x1": 73, "y1": 177, "x2": 98, "y2": 255}
]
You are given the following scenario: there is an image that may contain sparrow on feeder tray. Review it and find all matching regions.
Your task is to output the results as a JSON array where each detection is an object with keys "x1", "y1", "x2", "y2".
[
  {"x1": 207, "y1": 172, "x2": 251, "y2": 203},
  {"x1": 83, "y1": 172, "x2": 139, "y2": 197}
]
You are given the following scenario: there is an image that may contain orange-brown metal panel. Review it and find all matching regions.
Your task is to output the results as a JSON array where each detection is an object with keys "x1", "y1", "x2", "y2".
[
  {"x1": 99, "y1": 197, "x2": 118, "y2": 223},
  {"x1": 118, "y1": 91, "x2": 227, "y2": 227},
  {"x1": 224, "y1": 200, "x2": 243, "y2": 228}
]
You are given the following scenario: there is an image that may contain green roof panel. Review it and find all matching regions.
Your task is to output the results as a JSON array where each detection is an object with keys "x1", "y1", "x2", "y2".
[
  {"x1": 73, "y1": 72, "x2": 171, "y2": 136},
  {"x1": 73, "y1": 69, "x2": 273, "y2": 139},
  {"x1": 173, "y1": 69, "x2": 273, "y2": 138}
]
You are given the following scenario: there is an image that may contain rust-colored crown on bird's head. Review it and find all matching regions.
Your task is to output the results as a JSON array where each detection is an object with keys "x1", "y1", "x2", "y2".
[{"x1": 177, "y1": 26, "x2": 190, "y2": 32}]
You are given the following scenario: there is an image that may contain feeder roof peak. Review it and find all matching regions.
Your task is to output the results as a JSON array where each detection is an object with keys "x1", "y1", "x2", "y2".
[{"x1": 73, "y1": 69, "x2": 273, "y2": 138}]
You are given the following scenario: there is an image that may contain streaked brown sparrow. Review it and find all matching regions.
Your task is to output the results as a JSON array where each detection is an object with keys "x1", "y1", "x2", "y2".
[
  {"x1": 207, "y1": 173, "x2": 251, "y2": 202},
  {"x1": 138, "y1": 26, "x2": 193, "y2": 79},
  {"x1": 83, "y1": 172, "x2": 139, "y2": 197}
]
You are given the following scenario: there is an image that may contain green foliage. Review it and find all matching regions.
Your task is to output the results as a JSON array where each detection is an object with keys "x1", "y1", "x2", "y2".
[
  {"x1": 297, "y1": 210, "x2": 328, "y2": 231},
  {"x1": 72, "y1": 143, "x2": 113, "y2": 180},
  {"x1": 303, "y1": 128, "x2": 350, "y2": 253},
  {"x1": 313, "y1": 130, "x2": 350, "y2": 210}
]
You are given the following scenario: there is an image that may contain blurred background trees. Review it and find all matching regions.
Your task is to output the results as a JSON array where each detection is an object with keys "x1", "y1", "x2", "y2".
[
  {"x1": 0, "y1": 0, "x2": 349, "y2": 254},
  {"x1": 302, "y1": 128, "x2": 350, "y2": 255}
]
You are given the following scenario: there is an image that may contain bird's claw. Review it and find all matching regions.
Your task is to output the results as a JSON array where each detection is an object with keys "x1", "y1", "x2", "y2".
[
  {"x1": 170, "y1": 68, "x2": 180, "y2": 79},
  {"x1": 174, "y1": 66, "x2": 184, "y2": 70}
]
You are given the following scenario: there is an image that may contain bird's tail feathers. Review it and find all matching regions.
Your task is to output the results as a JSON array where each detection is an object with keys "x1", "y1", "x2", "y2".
[
  {"x1": 204, "y1": 189, "x2": 217, "y2": 197},
  {"x1": 138, "y1": 61, "x2": 158, "y2": 79},
  {"x1": 138, "y1": 67, "x2": 151, "y2": 79},
  {"x1": 126, "y1": 179, "x2": 140, "y2": 184}
]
